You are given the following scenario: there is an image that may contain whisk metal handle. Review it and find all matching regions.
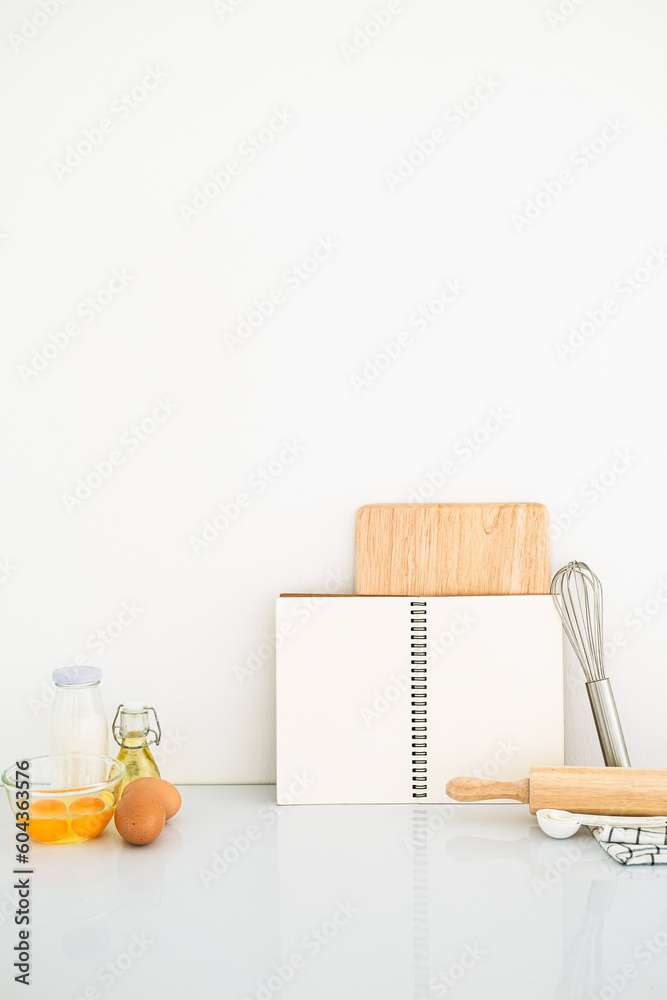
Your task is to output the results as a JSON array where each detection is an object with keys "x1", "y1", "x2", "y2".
[{"x1": 586, "y1": 678, "x2": 631, "y2": 768}]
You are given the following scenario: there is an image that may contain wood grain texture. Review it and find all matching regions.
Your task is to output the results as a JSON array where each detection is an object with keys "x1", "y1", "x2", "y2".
[
  {"x1": 355, "y1": 503, "x2": 551, "y2": 596},
  {"x1": 445, "y1": 776, "x2": 530, "y2": 803},
  {"x1": 446, "y1": 767, "x2": 667, "y2": 816},
  {"x1": 528, "y1": 766, "x2": 667, "y2": 816}
]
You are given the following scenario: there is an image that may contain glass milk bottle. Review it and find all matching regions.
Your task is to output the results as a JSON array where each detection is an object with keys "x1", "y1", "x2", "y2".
[
  {"x1": 113, "y1": 703, "x2": 162, "y2": 794},
  {"x1": 50, "y1": 666, "x2": 109, "y2": 757}
]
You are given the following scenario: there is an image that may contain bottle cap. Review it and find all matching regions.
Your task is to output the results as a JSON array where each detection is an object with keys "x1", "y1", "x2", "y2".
[
  {"x1": 123, "y1": 701, "x2": 145, "y2": 713},
  {"x1": 53, "y1": 665, "x2": 103, "y2": 685}
]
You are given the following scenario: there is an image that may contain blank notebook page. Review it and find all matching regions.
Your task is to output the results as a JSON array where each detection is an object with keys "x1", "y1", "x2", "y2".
[{"x1": 276, "y1": 596, "x2": 563, "y2": 804}]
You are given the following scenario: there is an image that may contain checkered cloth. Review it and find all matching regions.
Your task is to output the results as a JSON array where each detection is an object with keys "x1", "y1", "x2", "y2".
[{"x1": 592, "y1": 824, "x2": 667, "y2": 865}]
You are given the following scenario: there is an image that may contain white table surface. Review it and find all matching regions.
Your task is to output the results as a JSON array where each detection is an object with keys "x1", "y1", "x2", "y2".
[{"x1": 1, "y1": 784, "x2": 667, "y2": 999}]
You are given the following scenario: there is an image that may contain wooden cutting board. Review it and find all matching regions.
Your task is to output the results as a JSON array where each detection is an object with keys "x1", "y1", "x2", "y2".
[{"x1": 355, "y1": 503, "x2": 550, "y2": 596}]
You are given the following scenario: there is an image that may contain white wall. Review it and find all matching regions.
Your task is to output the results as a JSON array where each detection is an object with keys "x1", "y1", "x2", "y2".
[{"x1": 1, "y1": 0, "x2": 666, "y2": 782}]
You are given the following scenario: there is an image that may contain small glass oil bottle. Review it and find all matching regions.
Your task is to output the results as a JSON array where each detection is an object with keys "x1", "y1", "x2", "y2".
[{"x1": 113, "y1": 702, "x2": 162, "y2": 794}]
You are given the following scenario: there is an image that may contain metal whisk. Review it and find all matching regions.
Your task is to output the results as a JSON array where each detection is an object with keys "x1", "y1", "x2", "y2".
[{"x1": 551, "y1": 561, "x2": 630, "y2": 768}]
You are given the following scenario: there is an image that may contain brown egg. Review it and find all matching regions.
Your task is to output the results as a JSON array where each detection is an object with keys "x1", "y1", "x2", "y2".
[
  {"x1": 121, "y1": 777, "x2": 181, "y2": 820},
  {"x1": 114, "y1": 790, "x2": 165, "y2": 845}
]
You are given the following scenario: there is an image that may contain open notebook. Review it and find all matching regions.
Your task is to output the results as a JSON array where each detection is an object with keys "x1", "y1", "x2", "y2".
[{"x1": 276, "y1": 595, "x2": 563, "y2": 804}]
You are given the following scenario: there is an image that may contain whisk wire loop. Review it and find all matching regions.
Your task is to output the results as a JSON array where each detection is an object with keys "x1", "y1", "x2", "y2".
[
  {"x1": 551, "y1": 561, "x2": 606, "y2": 683},
  {"x1": 550, "y1": 560, "x2": 630, "y2": 767}
]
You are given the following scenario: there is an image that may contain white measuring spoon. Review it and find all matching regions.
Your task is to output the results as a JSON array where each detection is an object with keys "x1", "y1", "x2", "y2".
[{"x1": 537, "y1": 808, "x2": 667, "y2": 840}]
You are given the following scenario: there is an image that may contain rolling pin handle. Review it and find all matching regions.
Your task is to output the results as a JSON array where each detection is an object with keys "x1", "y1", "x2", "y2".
[{"x1": 446, "y1": 776, "x2": 530, "y2": 803}]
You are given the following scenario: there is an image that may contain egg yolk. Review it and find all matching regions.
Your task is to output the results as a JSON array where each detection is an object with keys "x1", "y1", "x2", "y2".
[
  {"x1": 29, "y1": 820, "x2": 69, "y2": 842},
  {"x1": 27, "y1": 799, "x2": 69, "y2": 843},
  {"x1": 24, "y1": 793, "x2": 117, "y2": 843},
  {"x1": 68, "y1": 796, "x2": 105, "y2": 816},
  {"x1": 30, "y1": 799, "x2": 66, "y2": 818},
  {"x1": 71, "y1": 808, "x2": 114, "y2": 839}
]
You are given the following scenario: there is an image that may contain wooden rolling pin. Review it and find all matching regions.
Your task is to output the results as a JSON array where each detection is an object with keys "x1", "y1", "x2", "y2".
[{"x1": 446, "y1": 767, "x2": 667, "y2": 817}]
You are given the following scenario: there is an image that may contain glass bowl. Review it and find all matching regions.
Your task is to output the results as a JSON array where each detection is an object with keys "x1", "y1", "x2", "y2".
[{"x1": 1, "y1": 755, "x2": 125, "y2": 845}]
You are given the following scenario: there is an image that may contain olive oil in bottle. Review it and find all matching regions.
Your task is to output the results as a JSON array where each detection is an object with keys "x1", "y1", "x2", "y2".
[{"x1": 113, "y1": 703, "x2": 162, "y2": 794}]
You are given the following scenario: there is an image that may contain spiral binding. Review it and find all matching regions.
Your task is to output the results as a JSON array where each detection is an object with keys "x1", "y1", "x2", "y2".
[{"x1": 410, "y1": 601, "x2": 427, "y2": 798}]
